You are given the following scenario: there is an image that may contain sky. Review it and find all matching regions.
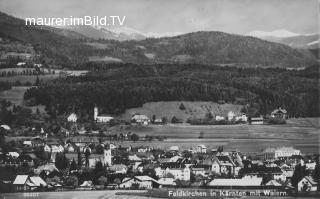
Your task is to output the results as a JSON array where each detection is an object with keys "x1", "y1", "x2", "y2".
[{"x1": 0, "y1": 0, "x2": 318, "y2": 35}]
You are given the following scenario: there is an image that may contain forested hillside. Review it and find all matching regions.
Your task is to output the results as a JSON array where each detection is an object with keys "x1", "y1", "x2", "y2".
[
  {"x1": 0, "y1": 12, "x2": 317, "y2": 67},
  {"x1": 24, "y1": 64, "x2": 320, "y2": 119}
]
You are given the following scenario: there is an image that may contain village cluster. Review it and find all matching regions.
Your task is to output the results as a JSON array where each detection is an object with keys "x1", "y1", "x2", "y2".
[{"x1": 0, "y1": 125, "x2": 319, "y2": 194}]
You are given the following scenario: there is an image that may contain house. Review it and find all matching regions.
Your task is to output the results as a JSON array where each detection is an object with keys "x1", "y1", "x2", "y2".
[
  {"x1": 155, "y1": 163, "x2": 190, "y2": 181},
  {"x1": 7, "y1": 152, "x2": 19, "y2": 158},
  {"x1": 191, "y1": 164, "x2": 212, "y2": 177},
  {"x1": 207, "y1": 176, "x2": 263, "y2": 188},
  {"x1": 43, "y1": 144, "x2": 51, "y2": 152},
  {"x1": 88, "y1": 154, "x2": 104, "y2": 168},
  {"x1": 16, "y1": 62, "x2": 26, "y2": 66},
  {"x1": 169, "y1": 146, "x2": 179, "y2": 151},
  {"x1": 250, "y1": 117, "x2": 264, "y2": 125},
  {"x1": 51, "y1": 145, "x2": 64, "y2": 153},
  {"x1": 0, "y1": 124, "x2": 11, "y2": 130},
  {"x1": 298, "y1": 176, "x2": 318, "y2": 192},
  {"x1": 195, "y1": 145, "x2": 207, "y2": 153},
  {"x1": 266, "y1": 180, "x2": 282, "y2": 187},
  {"x1": 240, "y1": 166, "x2": 285, "y2": 182},
  {"x1": 94, "y1": 106, "x2": 114, "y2": 123},
  {"x1": 271, "y1": 108, "x2": 287, "y2": 119},
  {"x1": 12, "y1": 175, "x2": 46, "y2": 191},
  {"x1": 23, "y1": 140, "x2": 33, "y2": 147},
  {"x1": 227, "y1": 111, "x2": 235, "y2": 121},
  {"x1": 67, "y1": 113, "x2": 78, "y2": 122},
  {"x1": 158, "y1": 178, "x2": 176, "y2": 188},
  {"x1": 258, "y1": 147, "x2": 301, "y2": 161},
  {"x1": 119, "y1": 176, "x2": 158, "y2": 189},
  {"x1": 235, "y1": 114, "x2": 248, "y2": 122},
  {"x1": 212, "y1": 155, "x2": 236, "y2": 176},
  {"x1": 34, "y1": 164, "x2": 59, "y2": 175},
  {"x1": 215, "y1": 116, "x2": 225, "y2": 121},
  {"x1": 131, "y1": 114, "x2": 151, "y2": 125},
  {"x1": 109, "y1": 164, "x2": 128, "y2": 174}
]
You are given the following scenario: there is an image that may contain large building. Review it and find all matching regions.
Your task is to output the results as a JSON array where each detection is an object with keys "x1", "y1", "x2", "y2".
[
  {"x1": 257, "y1": 147, "x2": 301, "y2": 161},
  {"x1": 94, "y1": 106, "x2": 114, "y2": 123}
]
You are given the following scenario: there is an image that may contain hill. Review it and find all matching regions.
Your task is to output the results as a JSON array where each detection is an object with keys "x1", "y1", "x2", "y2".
[
  {"x1": 24, "y1": 64, "x2": 320, "y2": 119},
  {"x1": 0, "y1": 12, "x2": 317, "y2": 68}
]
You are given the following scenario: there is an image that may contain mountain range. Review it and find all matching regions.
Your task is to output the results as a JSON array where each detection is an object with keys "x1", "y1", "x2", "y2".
[
  {"x1": 246, "y1": 30, "x2": 319, "y2": 49},
  {"x1": 0, "y1": 11, "x2": 317, "y2": 67}
]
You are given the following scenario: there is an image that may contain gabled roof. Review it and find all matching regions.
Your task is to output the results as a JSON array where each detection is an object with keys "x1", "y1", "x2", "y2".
[
  {"x1": 29, "y1": 177, "x2": 47, "y2": 187},
  {"x1": 271, "y1": 108, "x2": 287, "y2": 115},
  {"x1": 303, "y1": 176, "x2": 318, "y2": 185},
  {"x1": 208, "y1": 177, "x2": 262, "y2": 186},
  {"x1": 134, "y1": 176, "x2": 158, "y2": 182},
  {"x1": 266, "y1": 180, "x2": 282, "y2": 187},
  {"x1": 13, "y1": 175, "x2": 29, "y2": 185}
]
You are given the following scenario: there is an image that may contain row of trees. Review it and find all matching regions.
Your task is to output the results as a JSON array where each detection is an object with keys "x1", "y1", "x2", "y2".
[{"x1": 24, "y1": 64, "x2": 320, "y2": 119}]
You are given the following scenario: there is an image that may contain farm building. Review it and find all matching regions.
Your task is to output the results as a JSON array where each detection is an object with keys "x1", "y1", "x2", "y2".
[
  {"x1": 207, "y1": 176, "x2": 263, "y2": 188},
  {"x1": 250, "y1": 117, "x2": 264, "y2": 125},
  {"x1": 12, "y1": 175, "x2": 46, "y2": 191},
  {"x1": 94, "y1": 106, "x2": 114, "y2": 123},
  {"x1": 119, "y1": 176, "x2": 158, "y2": 189},
  {"x1": 131, "y1": 114, "x2": 151, "y2": 125},
  {"x1": 298, "y1": 176, "x2": 318, "y2": 192},
  {"x1": 271, "y1": 107, "x2": 287, "y2": 119},
  {"x1": 67, "y1": 113, "x2": 78, "y2": 122}
]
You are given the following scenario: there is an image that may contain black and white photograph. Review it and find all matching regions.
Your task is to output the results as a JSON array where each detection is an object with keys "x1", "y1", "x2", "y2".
[{"x1": 0, "y1": 0, "x2": 319, "y2": 198}]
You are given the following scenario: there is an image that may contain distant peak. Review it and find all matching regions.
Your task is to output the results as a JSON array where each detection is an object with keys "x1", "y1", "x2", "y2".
[{"x1": 246, "y1": 29, "x2": 300, "y2": 38}]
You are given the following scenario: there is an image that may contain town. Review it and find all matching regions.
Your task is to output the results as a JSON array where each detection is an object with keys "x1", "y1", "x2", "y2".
[{"x1": 0, "y1": 105, "x2": 319, "y2": 197}]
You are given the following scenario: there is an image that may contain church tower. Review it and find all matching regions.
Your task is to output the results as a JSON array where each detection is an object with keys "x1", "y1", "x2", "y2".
[
  {"x1": 94, "y1": 106, "x2": 98, "y2": 121},
  {"x1": 103, "y1": 149, "x2": 112, "y2": 166}
]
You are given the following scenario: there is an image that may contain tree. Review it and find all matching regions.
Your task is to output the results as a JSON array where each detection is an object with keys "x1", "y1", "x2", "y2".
[
  {"x1": 161, "y1": 117, "x2": 168, "y2": 124},
  {"x1": 97, "y1": 176, "x2": 108, "y2": 186},
  {"x1": 84, "y1": 147, "x2": 91, "y2": 167},
  {"x1": 171, "y1": 116, "x2": 180, "y2": 123},
  {"x1": 131, "y1": 134, "x2": 139, "y2": 142},
  {"x1": 55, "y1": 153, "x2": 69, "y2": 170},
  {"x1": 70, "y1": 159, "x2": 77, "y2": 171},
  {"x1": 64, "y1": 175, "x2": 78, "y2": 187},
  {"x1": 313, "y1": 156, "x2": 320, "y2": 185},
  {"x1": 291, "y1": 163, "x2": 307, "y2": 187},
  {"x1": 179, "y1": 103, "x2": 186, "y2": 110}
]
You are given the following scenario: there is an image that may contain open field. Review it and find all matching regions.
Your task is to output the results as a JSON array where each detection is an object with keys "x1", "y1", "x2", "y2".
[
  {"x1": 111, "y1": 118, "x2": 320, "y2": 154},
  {"x1": 0, "y1": 74, "x2": 60, "y2": 83},
  {"x1": 0, "y1": 86, "x2": 30, "y2": 105},
  {"x1": 121, "y1": 101, "x2": 243, "y2": 122},
  {"x1": 0, "y1": 190, "x2": 152, "y2": 199}
]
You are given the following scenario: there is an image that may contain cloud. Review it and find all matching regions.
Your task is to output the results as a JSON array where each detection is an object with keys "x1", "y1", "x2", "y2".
[{"x1": 0, "y1": 0, "x2": 317, "y2": 34}]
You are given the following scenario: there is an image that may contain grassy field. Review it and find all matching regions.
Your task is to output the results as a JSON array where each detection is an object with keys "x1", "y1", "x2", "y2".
[
  {"x1": 0, "y1": 74, "x2": 60, "y2": 83},
  {"x1": 121, "y1": 101, "x2": 243, "y2": 122},
  {"x1": 0, "y1": 190, "x2": 151, "y2": 199},
  {"x1": 110, "y1": 118, "x2": 320, "y2": 154},
  {"x1": 0, "y1": 86, "x2": 30, "y2": 105}
]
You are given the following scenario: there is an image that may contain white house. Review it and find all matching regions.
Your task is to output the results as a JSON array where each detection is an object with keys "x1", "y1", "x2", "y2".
[
  {"x1": 94, "y1": 106, "x2": 114, "y2": 123},
  {"x1": 131, "y1": 114, "x2": 151, "y2": 125},
  {"x1": 155, "y1": 166, "x2": 190, "y2": 181},
  {"x1": 67, "y1": 113, "x2": 78, "y2": 122},
  {"x1": 235, "y1": 114, "x2": 248, "y2": 122},
  {"x1": 195, "y1": 145, "x2": 207, "y2": 153},
  {"x1": 298, "y1": 176, "x2": 318, "y2": 192},
  {"x1": 250, "y1": 117, "x2": 264, "y2": 125},
  {"x1": 227, "y1": 111, "x2": 235, "y2": 121},
  {"x1": 215, "y1": 116, "x2": 225, "y2": 121},
  {"x1": 13, "y1": 175, "x2": 47, "y2": 191},
  {"x1": 208, "y1": 176, "x2": 263, "y2": 187},
  {"x1": 119, "y1": 176, "x2": 158, "y2": 189}
]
